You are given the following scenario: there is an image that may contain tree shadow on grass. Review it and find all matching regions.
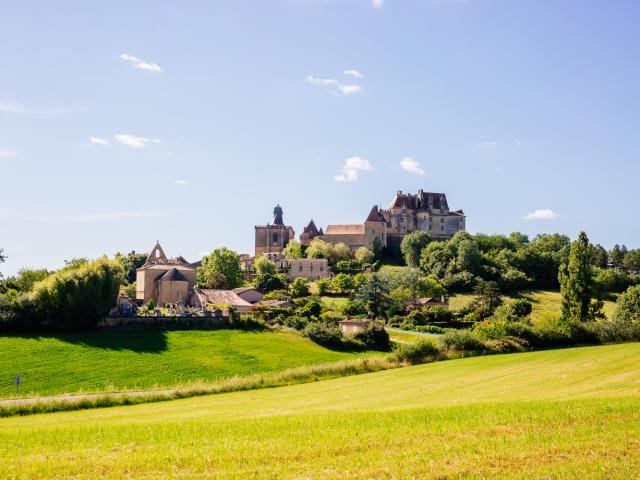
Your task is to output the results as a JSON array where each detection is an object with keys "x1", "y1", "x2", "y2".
[{"x1": 2, "y1": 330, "x2": 169, "y2": 353}]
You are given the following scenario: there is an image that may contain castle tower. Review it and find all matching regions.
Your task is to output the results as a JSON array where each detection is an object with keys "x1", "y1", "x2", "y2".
[{"x1": 254, "y1": 205, "x2": 295, "y2": 256}]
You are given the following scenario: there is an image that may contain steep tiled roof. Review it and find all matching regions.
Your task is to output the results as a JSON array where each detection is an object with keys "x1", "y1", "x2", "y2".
[
  {"x1": 158, "y1": 268, "x2": 188, "y2": 282},
  {"x1": 325, "y1": 224, "x2": 365, "y2": 235},
  {"x1": 365, "y1": 205, "x2": 384, "y2": 223},
  {"x1": 196, "y1": 289, "x2": 252, "y2": 308}
]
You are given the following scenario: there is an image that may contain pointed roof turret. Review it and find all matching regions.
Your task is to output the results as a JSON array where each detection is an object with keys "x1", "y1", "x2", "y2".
[
  {"x1": 304, "y1": 219, "x2": 319, "y2": 235},
  {"x1": 365, "y1": 205, "x2": 384, "y2": 223}
]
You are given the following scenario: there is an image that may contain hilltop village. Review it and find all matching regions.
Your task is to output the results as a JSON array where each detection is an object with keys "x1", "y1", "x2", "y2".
[{"x1": 128, "y1": 188, "x2": 465, "y2": 313}]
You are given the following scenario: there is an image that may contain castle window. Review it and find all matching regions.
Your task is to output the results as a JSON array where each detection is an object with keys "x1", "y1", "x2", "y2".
[{"x1": 272, "y1": 233, "x2": 279, "y2": 243}]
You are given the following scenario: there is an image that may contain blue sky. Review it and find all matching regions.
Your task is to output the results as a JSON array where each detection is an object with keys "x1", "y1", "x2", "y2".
[{"x1": 1, "y1": 0, "x2": 639, "y2": 275}]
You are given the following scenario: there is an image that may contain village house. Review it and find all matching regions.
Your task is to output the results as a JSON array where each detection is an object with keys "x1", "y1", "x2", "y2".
[
  {"x1": 338, "y1": 317, "x2": 372, "y2": 335},
  {"x1": 286, "y1": 258, "x2": 330, "y2": 281},
  {"x1": 191, "y1": 287, "x2": 253, "y2": 313}
]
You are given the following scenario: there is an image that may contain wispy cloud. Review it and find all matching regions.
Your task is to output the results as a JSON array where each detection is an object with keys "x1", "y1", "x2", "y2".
[
  {"x1": 334, "y1": 156, "x2": 373, "y2": 182},
  {"x1": 344, "y1": 69, "x2": 364, "y2": 79},
  {"x1": 400, "y1": 156, "x2": 425, "y2": 175},
  {"x1": 119, "y1": 53, "x2": 162, "y2": 73},
  {"x1": 523, "y1": 209, "x2": 559, "y2": 220},
  {"x1": 0, "y1": 99, "x2": 81, "y2": 116},
  {"x1": 477, "y1": 141, "x2": 499, "y2": 148},
  {"x1": 114, "y1": 134, "x2": 160, "y2": 148},
  {"x1": 306, "y1": 72, "x2": 363, "y2": 96},
  {"x1": 0, "y1": 150, "x2": 17, "y2": 159},
  {"x1": 371, "y1": 0, "x2": 384, "y2": 8},
  {"x1": 88, "y1": 136, "x2": 110, "y2": 146},
  {"x1": 175, "y1": 179, "x2": 189, "y2": 185}
]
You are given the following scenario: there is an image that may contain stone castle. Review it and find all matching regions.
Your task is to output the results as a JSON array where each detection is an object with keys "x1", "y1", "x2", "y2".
[{"x1": 255, "y1": 189, "x2": 466, "y2": 255}]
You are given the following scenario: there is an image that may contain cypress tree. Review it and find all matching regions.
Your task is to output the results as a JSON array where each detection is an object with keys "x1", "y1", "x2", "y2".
[{"x1": 559, "y1": 232, "x2": 602, "y2": 323}]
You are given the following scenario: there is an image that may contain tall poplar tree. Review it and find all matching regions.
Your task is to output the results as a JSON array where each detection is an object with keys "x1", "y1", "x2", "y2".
[{"x1": 559, "y1": 232, "x2": 603, "y2": 323}]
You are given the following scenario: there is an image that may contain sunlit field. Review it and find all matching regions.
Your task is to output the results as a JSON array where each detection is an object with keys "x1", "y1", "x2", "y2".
[
  {"x1": 0, "y1": 330, "x2": 370, "y2": 398},
  {"x1": 1, "y1": 343, "x2": 638, "y2": 478}
]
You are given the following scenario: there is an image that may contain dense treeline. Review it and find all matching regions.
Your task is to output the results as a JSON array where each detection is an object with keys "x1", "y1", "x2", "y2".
[{"x1": 400, "y1": 231, "x2": 639, "y2": 294}]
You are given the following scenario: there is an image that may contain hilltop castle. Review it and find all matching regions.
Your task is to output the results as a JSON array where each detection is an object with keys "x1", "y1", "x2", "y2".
[{"x1": 254, "y1": 188, "x2": 465, "y2": 255}]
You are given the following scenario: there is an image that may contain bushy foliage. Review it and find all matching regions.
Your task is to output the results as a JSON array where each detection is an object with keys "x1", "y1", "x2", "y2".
[
  {"x1": 331, "y1": 273, "x2": 354, "y2": 294},
  {"x1": 306, "y1": 239, "x2": 351, "y2": 265},
  {"x1": 595, "y1": 268, "x2": 636, "y2": 294},
  {"x1": 295, "y1": 296, "x2": 322, "y2": 319},
  {"x1": 342, "y1": 299, "x2": 368, "y2": 317},
  {"x1": 114, "y1": 252, "x2": 147, "y2": 285},
  {"x1": 400, "y1": 231, "x2": 431, "y2": 268},
  {"x1": 254, "y1": 273, "x2": 286, "y2": 293},
  {"x1": 391, "y1": 339, "x2": 442, "y2": 364},
  {"x1": 315, "y1": 277, "x2": 331, "y2": 296},
  {"x1": 416, "y1": 231, "x2": 575, "y2": 292},
  {"x1": 198, "y1": 248, "x2": 244, "y2": 289},
  {"x1": 439, "y1": 329, "x2": 486, "y2": 351},
  {"x1": 302, "y1": 322, "x2": 345, "y2": 348},
  {"x1": 282, "y1": 240, "x2": 303, "y2": 259},
  {"x1": 289, "y1": 277, "x2": 310, "y2": 298},
  {"x1": 353, "y1": 320, "x2": 390, "y2": 350},
  {"x1": 612, "y1": 285, "x2": 640, "y2": 325},
  {"x1": 0, "y1": 258, "x2": 122, "y2": 331},
  {"x1": 354, "y1": 247, "x2": 375, "y2": 265},
  {"x1": 253, "y1": 256, "x2": 277, "y2": 275}
]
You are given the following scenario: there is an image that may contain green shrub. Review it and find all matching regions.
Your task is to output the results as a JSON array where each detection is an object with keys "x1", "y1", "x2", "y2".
[
  {"x1": 302, "y1": 322, "x2": 345, "y2": 348},
  {"x1": 343, "y1": 299, "x2": 367, "y2": 316},
  {"x1": 353, "y1": 320, "x2": 390, "y2": 350},
  {"x1": 391, "y1": 339, "x2": 442, "y2": 364},
  {"x1": 612, "y1": 285, "x2": 640, "y2": 325},
  {"x1": 423, "y1": 306, "x2": 454, "y2": 324},
  {"x1": 484, "y1": 336, "x2": 529, "y2": 353},
  {"x1": 284, "y1": 315, "x2": 308, "y2": 330},
  {"x1": 289, "y1": 277, "x2": 310, "y2": 298},
  {"x1": 439, "y1": 329, "x2": 486, "y2": 351},
  {"x1": 510, "y1": 299, "x2": 533, "y2": 318},
  {"x1": 415, "y1": 325, "x2": 446, "y2": 334},
  {"x1": 254, "y1": 273, "x2": 286, "y2": 293}
]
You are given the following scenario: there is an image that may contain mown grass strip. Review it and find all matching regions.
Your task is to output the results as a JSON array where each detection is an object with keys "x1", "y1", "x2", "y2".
[{"x1": 0, "y1": 355, "x2": 404, "y2": 418}]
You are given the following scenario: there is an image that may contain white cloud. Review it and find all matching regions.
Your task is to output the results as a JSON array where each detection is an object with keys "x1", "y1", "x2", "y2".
[
  {"x1": 523, "y1": 209, "x2": 559, "y2": 220},
  {"x1": 305, "y1": 75, "x2": 363, "y2": 96},
  {"x1": 0, "y1": 100, "x2": 80, "y2": 115},
  {"x1": 344, "y1": 69, "x2": 364, "y2": 79},
  {"x1": 119, "y1": 53, "x2": 162, "y2": 73},
  {"x1": 515, "y1": 140, "x2": 524, "y2": 147},
  {"x1": 0, "y1": 150, "x2": 17, "y2": 159},
  {"x1": 175, "y1": 179, "x2": 189, "y2": 185},
  {"x1": 400, "y1": 156, "x2": 425, "y2": 175},
  {"x1": 114, "y1": 134, "x2": 159, "y2": 148},
  {"x1": 88, "y1": 136, "x2": 110, "y2": 146},
  {"x1": 371, "y1": 0, "x2": 384, "y2": 8},
  {"x1": 334, "y1": 156, "x2": 373, "y2": 182},
  {"x1": 477, "y1": 141, "x2": 499, "y2": 148}
]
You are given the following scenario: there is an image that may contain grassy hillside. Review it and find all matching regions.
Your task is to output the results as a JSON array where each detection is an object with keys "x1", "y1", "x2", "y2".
[
  {"x1": 1, "y1": 343, "x2": 638, "y2": 478},
  {"x1": 0, "y1": 330, "x2": 370, "y2": 398},
  {"x1": 450, "y1": 289, "x2": 618, "y2": 320}
]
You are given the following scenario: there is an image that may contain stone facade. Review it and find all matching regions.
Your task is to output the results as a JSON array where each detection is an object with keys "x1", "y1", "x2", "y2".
[
  {"x1": 286, "y1": 258, "x2": 330, "y2": 281},
  {"x1": 255, "y1": 205, "x2": 295, "y2": 256},
  {"x1": 318, "y1": 189, "x2": 465, "y2": 251},
  {"x1": 135, "y1": 242, "x2": 197, "y2": 306}
]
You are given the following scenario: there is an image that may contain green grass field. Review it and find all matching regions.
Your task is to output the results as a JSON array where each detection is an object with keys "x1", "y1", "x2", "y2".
[
  {"x1": 0, "y1": 343, "x2": 638, "y2": 478},
  {"x1": 450, "y1": 289, "x2": 618, "y2": 320},
  {"x1": 0, "y1": 330, "x2": 370, "y2": 399}
]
